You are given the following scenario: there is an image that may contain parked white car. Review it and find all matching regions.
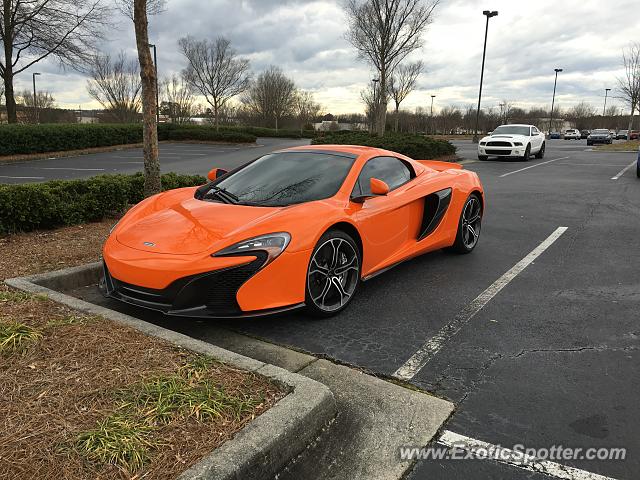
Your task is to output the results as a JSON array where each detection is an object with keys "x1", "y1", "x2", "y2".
[
  {"x1": 478, "y1": 124, "x2": 545, "y2": 161},
  {"x1": 564, "y1": 129, "x2": 581, "y2": 140}
]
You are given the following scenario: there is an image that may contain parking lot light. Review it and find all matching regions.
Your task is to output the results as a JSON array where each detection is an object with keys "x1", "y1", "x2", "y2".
[
  {"x1": 548, "y1": 68, "x2": 562, "y2": 136},
  {"x1": 472, "y1": 10, "x2": 498, "y2": 144},
  {"x1": 603, "y1": 88, "x2": 611, "y2": 117}
]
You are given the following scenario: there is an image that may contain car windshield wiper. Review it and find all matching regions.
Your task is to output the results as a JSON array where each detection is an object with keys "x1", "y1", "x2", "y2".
[{"x1": 208, "y1": 186, "x2": 239, "y2": 204}]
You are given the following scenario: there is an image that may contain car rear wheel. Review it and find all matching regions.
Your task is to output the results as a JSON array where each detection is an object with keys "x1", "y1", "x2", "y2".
[
  {"x1": 535, "y1": 142, "x2": 545, "y2": 159},
  {"x1": 478, "y1": 155, "x2": 488, "y2": 161},
  {"x1": 305, "y1": 230, "x2": 361, "y2": 317},
  {"x1": 446, "y1": 194, "x2": 482, "y2": 254}
]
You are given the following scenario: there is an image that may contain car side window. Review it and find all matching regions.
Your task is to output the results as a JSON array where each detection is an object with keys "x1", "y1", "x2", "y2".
[
  {"x1": 532, "y1": 127, "x2": 539, "y2": 135},
  {"x1": 354, "y1": 156, "x2": 413, "y2": 196}
]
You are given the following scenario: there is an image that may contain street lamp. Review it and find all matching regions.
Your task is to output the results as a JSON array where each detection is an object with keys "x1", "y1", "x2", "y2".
[
  {"x1": 430, "y1": 95, "x2": 436, "y2": 134},
  {"x1": 472, "y1": 10, "x2": 498, "y2": 143},
  {"x1": 32, "y1": 72, "x2": 41, "y2": 124},
  {"x1": 148, "y1": 43, "x2": 160, "y2": 124},
  {"x1": 603, "y1": 88, "x2": 611, "y2": 117},
  {"x1": 371, "y1": 78, "x2": 379, "y2": 132},
  {"x1": 548, "y1": 68, "x2": 562, "y2": 135}
]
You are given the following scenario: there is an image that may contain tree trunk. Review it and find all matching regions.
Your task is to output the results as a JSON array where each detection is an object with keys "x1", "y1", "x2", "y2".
[
  {"x1": 213, "y1": 104, "x2": 219, "y2": 131},
  {"x1": 133, "y1": 0, "x2": 161, "y2": 198},
  {"x1": 275, "y1": 115, "x2": 278, "y2": 132},
  {"x1": 2, "y1": 0, "x2": 17, "y2": 124},
  {"x1": 628, "y1": 103, "x2": 636, "y2": 133}
]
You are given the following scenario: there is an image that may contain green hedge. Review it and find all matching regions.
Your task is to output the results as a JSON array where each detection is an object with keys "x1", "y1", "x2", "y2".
[
  {"x1": 219, "y1": 125, "x2": 317, "y2": 139},
  {"x1": 0, "y1": 124, "x2": 257, "y2": 156},
  {"x1": 312, "y1": 131, "x2": 456, "y2": 159},
  {"x1": 0, "y1": 172, "x2": 206, "y2": 235}
]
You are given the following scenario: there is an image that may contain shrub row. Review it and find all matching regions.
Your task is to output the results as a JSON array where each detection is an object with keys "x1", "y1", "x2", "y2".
[
  {"x1": 0, "y1": 124, "x2": 257, "y2": 156},
  {"x1": 218, "y1": 125, "x2": 317, "y2": 139},
  {"x1": 0, "y1": 172, "x2": 206, "y2": 235},
  {"x1": 312, "y1": 131, "x2": 456, "y2": 159}
]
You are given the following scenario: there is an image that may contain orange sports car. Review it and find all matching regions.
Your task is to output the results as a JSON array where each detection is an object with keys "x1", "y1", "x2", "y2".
[{"x1": 102, "y1": 145, "x2": 484, "y2": 318}]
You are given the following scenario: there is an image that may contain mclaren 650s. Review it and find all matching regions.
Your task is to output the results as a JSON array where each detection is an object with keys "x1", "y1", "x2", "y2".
[{"x1": 102, "y1": 145, "x2": 484, "y2": 318}]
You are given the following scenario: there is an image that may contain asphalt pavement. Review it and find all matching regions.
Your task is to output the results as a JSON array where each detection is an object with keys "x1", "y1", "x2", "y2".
[
  {"x1": 0, "y1": 137, "x2": 310, "y2": 184},
  {"x1": 10, "y1": 137, "x2": 638, "y2": 479}
]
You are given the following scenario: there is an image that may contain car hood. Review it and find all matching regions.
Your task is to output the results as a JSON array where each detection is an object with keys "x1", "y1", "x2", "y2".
[
  {"x1": 481, "y1": 134, "x2": 529, "y2": 142},
  {"x1": 115, "y1": 188, "x2": 283, "y2": 255}
]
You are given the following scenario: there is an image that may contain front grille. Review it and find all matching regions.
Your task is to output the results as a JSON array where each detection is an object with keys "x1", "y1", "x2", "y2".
[
  {"x1": 486, "y1": 141, "x2": 511, "y2": 147},
  {"x1": 486, "y1": 149, "x2": 512, "y2": 155},
  {"x1": 104, "y1": 254, "x2": 266, "y2": 315}
]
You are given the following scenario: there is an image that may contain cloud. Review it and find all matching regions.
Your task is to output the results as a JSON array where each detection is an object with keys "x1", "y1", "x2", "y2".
[{"x1": 10, "y1": 0, "x2": 638, "y2": 115}]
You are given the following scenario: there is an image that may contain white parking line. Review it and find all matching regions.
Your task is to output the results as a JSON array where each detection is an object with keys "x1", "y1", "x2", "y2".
[
  {"x1": 438, "y1": 431, "x2": 618, "y2": 480},
  {"x1": 500, "y1": 157, "x2": 570, "y2": 178},
  {"x1": 393, "y1": 227, "x2": 568, "y2": 381},
  {"x1": 40, "y1": 167, "x2": 106, "y2": 171},
  {"x1": 0, "y1": 175, "x2": 45, "y2": 180},
  {"x1": 610, "y1": 160, "x2": 637, "y2": 180}
]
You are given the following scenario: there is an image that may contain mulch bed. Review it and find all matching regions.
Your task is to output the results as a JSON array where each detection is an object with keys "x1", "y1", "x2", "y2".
[{"x1": 0, "y1": 222, "x2": 286, "y2": 479}]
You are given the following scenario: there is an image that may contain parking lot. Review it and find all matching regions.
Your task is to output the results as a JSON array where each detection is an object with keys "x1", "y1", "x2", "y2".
[{"x1": 15, "y1": 138, "x2": 639, "y2": 479}]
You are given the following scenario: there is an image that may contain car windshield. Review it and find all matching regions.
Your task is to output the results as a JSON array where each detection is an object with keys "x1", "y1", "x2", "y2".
[
  {"x1": 492, "y1": 126, "x2": 530, "y2": 136},
  {"x1": 208, "y1": 151, "x2": 356, "y2": 207},
  {"x1": 592, "y1": 129, "x2": 609, "y2": 134}
]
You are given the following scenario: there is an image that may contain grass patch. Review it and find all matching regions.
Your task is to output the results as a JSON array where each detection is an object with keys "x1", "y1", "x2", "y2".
[
  {"x1": 73, "y1": 356, "x2": 265, "y2": 473},
  {"x1": 0, "y1": 321, "x2": 42, "y2": 354},
  {"x1": 594, "y1": 140, "x2": 640, "y2": 151},
  {"x1": 45, "y1": 314, "x2": 90, "y2": 328},
  {"x1": 74, "y1": 414, "x2": 155, "y2": 473},
  {"x1": 0, "y1": 290, "x2": 44, "y2": 303}
]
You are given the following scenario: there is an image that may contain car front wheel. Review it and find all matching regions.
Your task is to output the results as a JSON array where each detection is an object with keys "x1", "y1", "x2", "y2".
[
  {"x1": 535, "y1": 142, "x2": 545, "y2": 159},
  {"x1": 521, "y1": 145, "x2": 531, "y2": 162},
  {"x1": 447, "y1": 194, "x2": 482, "y2": 254},
  {"x1": 478, "y1": 154, "x2": 488, "y2": 161},
  {"x1": 305, "y1": 230, "x2": 361, "y2": 317}
]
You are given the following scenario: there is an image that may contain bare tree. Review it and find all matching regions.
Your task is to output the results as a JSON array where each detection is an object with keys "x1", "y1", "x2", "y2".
[
  {"x1": 18, "y1": 89, "x2": 56, "y2": 123},
  {"x1": 617, "y1": 42, "x2": 640, "y2": 133},
  {"x1": 293, "y1": 90, "x2": 322, "y2": 133},
  {"x1": 241, "y1": 66, "x2": 296, "y2": 130},
  {"x1": 160, "y1": 74, "x2": 195, "y2": 124},
  {"x1": 114, "y1": 0, "x2": 166, "y2": 18},
  {"x1": 179, "y1": 36, "x2": 251, "y2": 130},
  {"x1": 0, "y1": 0, "x2": 109, "y2": 123},
  {"x1": 388, "y1": 60, "x2": 422, "y2": 131},
  {"x1": 360, "y1": 83, "x2": 378, "y2": 133},
  {"x1": 86, "y1": 52, "x2": 142, "y2": 123},
  {"x1": 567, "y1": 101, "x2": 596, "y2": 130},
  {"x1": 344, "y1": 0, "x2": 438, "y2": 135}
]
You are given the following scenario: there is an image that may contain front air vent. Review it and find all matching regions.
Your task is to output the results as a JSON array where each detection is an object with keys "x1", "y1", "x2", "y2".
[{"x1": 418, "y1": 188, "x2": 452, "y2": 240}]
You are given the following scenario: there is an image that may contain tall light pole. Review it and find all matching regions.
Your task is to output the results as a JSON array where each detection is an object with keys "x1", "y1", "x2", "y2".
[
  {"x1": 548, "y1": 68, "x2": 562, "y2": 135},
  {"x1": 603, "y1": 88, "x2": 611, "y2": 117},
  {"x1": 32, "y1": 72, "x2": 41, "y2": 124},
  {"x1": 371, "y1": 78, "x2": 379, "y2": 133},
  {"x1": 472, "y1": 10, "x2": 498, "y2": 143},
  {"x1": 430, "y1": 94, "x2": 435, "y2": 134},
  {"x1": 148, "y1": 43, "x2": 159, "y2": 124}
]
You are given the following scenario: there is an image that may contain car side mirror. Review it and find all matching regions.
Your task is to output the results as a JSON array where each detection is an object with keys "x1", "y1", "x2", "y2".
[
  {"x1": 370, "y1": 178, "x2": 390, "y2": 196},
  {"x1": 207, "y1": 168, "x2": 228, "y2": 181}
]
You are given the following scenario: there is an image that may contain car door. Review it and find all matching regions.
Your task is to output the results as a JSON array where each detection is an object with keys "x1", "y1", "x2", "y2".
[
  {"x1": 352, "y1": 156, "x2": 419, "y2": 274},
  {"x1": 531, "y1": 127, "x2": 543, "y2": 150}
]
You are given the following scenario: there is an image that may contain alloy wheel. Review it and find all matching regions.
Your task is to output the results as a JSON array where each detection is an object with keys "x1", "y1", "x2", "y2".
[
  {"x1": 307, "y1": 237, "x2": 360, "y2": 312},
  {"x1": 461, "y1": 197, "x2": 482, "y2": 249}
]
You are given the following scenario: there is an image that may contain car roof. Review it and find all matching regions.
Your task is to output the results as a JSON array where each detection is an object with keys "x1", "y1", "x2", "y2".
[{"x1": 496, "y1": 124, "x2": 534, "y2": 127}]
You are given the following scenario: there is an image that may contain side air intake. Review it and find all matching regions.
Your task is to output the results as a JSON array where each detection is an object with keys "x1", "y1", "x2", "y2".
[{"x1": 418, "y1": 188, "x2": 452, "y2": 240}]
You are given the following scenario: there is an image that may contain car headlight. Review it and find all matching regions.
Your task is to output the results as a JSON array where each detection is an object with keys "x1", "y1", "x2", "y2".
[
  {"x1": 212, "y1": 232, "x2": 291, "y2": 267},
  {"x1": 513, "y1": 142, "x2": 523, "y2": 146},
  {"x1": 479, "y1": 142, "x2": 486, "y2": 146}
]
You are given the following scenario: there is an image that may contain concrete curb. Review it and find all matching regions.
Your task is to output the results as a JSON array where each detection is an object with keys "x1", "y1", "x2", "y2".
[{"x1": 5, "y1": 264, "x2": 337, "y2": 480}]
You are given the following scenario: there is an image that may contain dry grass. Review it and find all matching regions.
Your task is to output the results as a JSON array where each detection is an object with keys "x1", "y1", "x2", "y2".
[
  {"x1": 594, "y1": 140, "x2": 640, "y2": 152},
  {"x1": 0, "y1": 220, "x2": 113, "y2": 281},
  {"x1": 0, "y1": 222, "x2": 286, "y2": 479}
]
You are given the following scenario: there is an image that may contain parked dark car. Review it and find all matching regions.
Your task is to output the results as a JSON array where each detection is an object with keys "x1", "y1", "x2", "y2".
[
  {"x1": 617, "y1": 130, "x2": 629, "y2": 140},
  {"x1": 586, "y1": 129, "x2": 613, "y2": 145},
  {"x1": 580, "y1": 130, "x2": 590, "y2": 139},
  {"x1": 549, "y1": 131, "x2": 561, "y2": 139}
]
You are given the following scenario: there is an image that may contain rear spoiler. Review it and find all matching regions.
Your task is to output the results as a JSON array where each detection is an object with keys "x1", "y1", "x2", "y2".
[{"x1": 416, "y1": 160, "x2": 463, "y2": 172}]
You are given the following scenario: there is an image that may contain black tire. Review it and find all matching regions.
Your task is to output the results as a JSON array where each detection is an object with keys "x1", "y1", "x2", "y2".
[
  {"x1": 535, "y1": 142, "x2": 545, "y2": 159},
  {"x1": 520, "y1": 144, "x2": 531, "y2": 162},
  {"x1": 305, "y1": 230, "x2": 361, "y2": 317},
  {"x1": 587, "y1": 141, "x2": 592, "y2": 146},
  {"x1": 446, "y1": 193, "x2": 482, "y2": 254},
  {"x1": 636, "y1": 161, "x2": 640, "y2": 178},
  {"x1": 478, "y1": 155, "x2": 488, "y2": 161}
]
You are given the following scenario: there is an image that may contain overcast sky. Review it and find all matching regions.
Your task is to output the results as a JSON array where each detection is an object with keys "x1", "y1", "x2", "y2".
[{"x1": 15, "y1": 0, "x2": 639, "y2": 115}]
